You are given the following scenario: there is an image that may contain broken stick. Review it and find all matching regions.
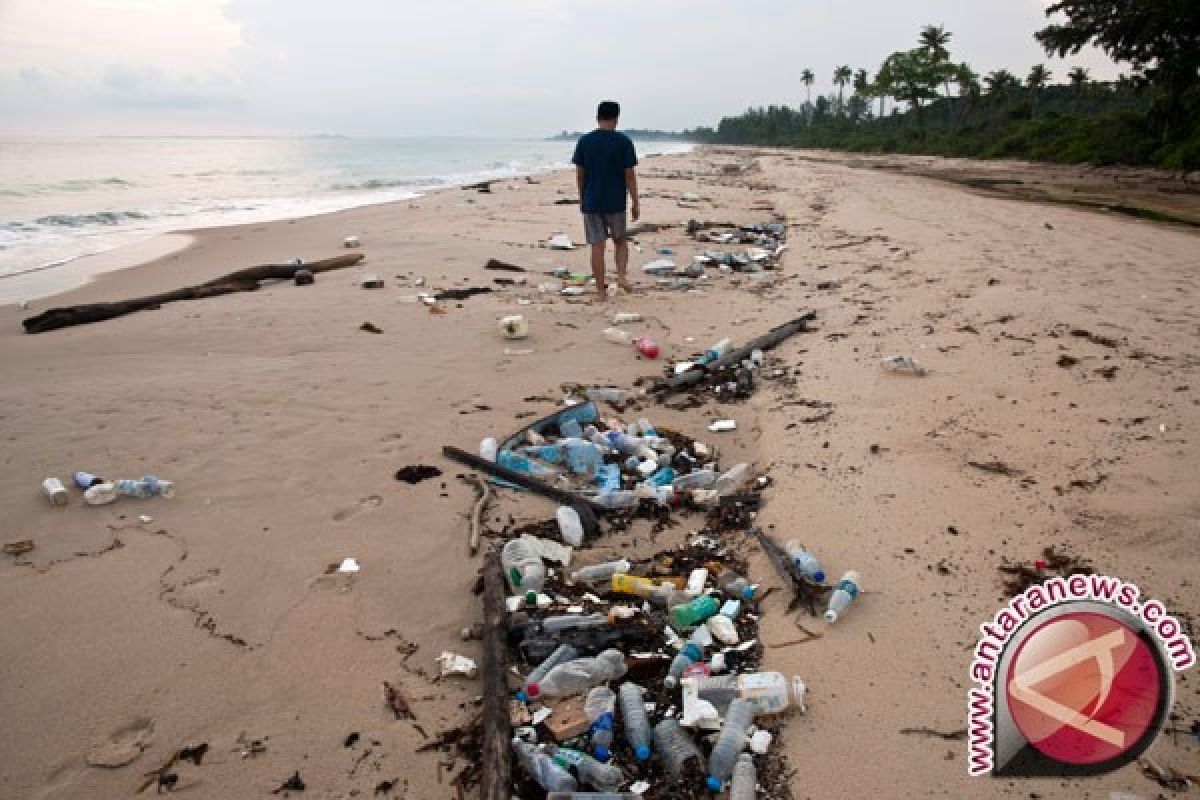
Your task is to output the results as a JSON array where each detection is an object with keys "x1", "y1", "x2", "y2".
[{"x1": 460, "y1": 474, "x2": 492, "y2": 555}]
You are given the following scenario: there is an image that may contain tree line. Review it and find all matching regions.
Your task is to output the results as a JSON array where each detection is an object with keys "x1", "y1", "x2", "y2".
[{"x1": 685, "y1": 2, "x2": 1200, "y2": 170}]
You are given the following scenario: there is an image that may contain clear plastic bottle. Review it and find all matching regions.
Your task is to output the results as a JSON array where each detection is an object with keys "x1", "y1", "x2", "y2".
[
  {"x1": 556, "y1": 506, "x2": 584, "y2": 547},
  {"x1": 664, "y1": 643, "x2": 702, "y2": 689},
  {"x1": 706, "y1": 698, "x2": 754, "y2": 790},
  {"x1": 564, "y1": 441, "x2": 603, "y2": 475},
  {"x1": 701, "y1": 337, "x2": 733, "y2": 364},
  {"x1": 672, "y1": 469, "x2": 717, "y2": 491},
  {"x1": 707, "y1": 614, "x2": 739, "y2": 645},
  {"x1": 571, "y1": 560, "x2": 631, "y2": 586},
  {"x1": 652, "y1": 718, "x2": 703, "y2": 778},
  {"x1": 880, "y1": 354, "x2": 927, "y2": 375},
  {"x1": 825, "y1": 570, "x2": 861, "y2": 623},
  {"x1": 694, "y1": 672, "x2": 804, "y2": 715},
  {"x1": 716, "y1": 569, "x2": 756, "y2": 600},
  {"x1": 527, "y1": 649, "x2": 627, "y2": 700},
  {"x1": 42, "y1": 477, "x2": 68, "y2": 506},
  {"x1": 541, "y1": 613, "x2": 608, "y2": 633},
  {"x1": 669, "y1": 594, "x2": 720, "y2": 630},
  {"x1": 83, "y1": 482, "x2": 118, "y2": 505},
  {"x1": 784, "y1": 541, "x2": 826, "y2": 583},
  {"x1": 594, "y1": 464, "x2": 621, "y2": 492},
  {"x1": 73, "y1": 471, "x2": 105, "y2": 489},
  {"x1": 550, "y1": 747, "x2": 624, "y2": 791},
  {"x1": 513, "y1": 739, "x2": 578, "y2": 793},
  {"x1": 115, "y1": 475, "x2": 175, "y2": 498},
  {"x1": 712, "y1": 463, "x2": 752, "y2": 497},
  {"x1": 602, "y1": 328, "x2": 635, "y2": 346},
  {"x1": 501, "y1": 538, "x2": 546, "y2": 594},
  {"x1": 585, "y1": 387, "x2": 632, "y2": 406},
  {"x1": 617, "y1": 683, "x2": 652, "y2": 761},
  {"x1": 730, "y1": 753, "x2": 756, "y2": 800},
  {"x1": 592, "y1": 491, "x2": 638, "y2": 510},
  {"x1": 584, "y1": 687, "x2": 616, "y2": 760},
  {"x1": 522, "y1": 644, "x2": 579, "y2": 698}
]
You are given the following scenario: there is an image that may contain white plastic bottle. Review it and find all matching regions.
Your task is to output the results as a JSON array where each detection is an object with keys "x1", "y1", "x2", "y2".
[
  {"x1": 83, "y1": 482, "x2": 119, "y2": 506},
  {"x1": 479, "y1": 436, "x2": 499, "y2": 462},
  {"x1": 652, "y1": 718, "x2": 702, "y2": 777},
  {"x1": 712, "y1": 463, "x2": 752, "y2": 497},
  {"x1": 707, "y1": 614, "x2": 739, "y2": 645},
  {"x1": 501, "y1": 538, "x2": 546, "y2": 594},
  {"x1": 513, "y1": 739, "x2": 578, "y2": 793},
  {"x1": 556, "y1": 506, "x2": 584, "y2": 547},
  {"x1": 549, "y1": 747, "x2": 624, "y2": 791},
  {"x1": 694, "y1": 672, "x2": 805, "y2": 715},
  {"x1": 522, "y1": 644, "x2": 579, "y2": 697},
  {"x1": 730, "y1": 753, "x2": 757, "y2": 800},
  {"x1": 706, "y1": 698, "x2": 754, "y2": 791},
  {"x1": 825, "y1": 570, "x2": 862, "y2": 623},
  {"x1": 617, "y1": 682, "x2": 652, "y2": 761},
  {"x1": 672, "y1": 469, "x2": 717, "y2": 491},
  {"x1": 41, "y1": 477, "x2": 68, "y2": 506},
  {"x1": 527, "y1": 649, "x2": 627, "y2": 700},
  {"x1": 571, "y1": 559, "x2": 631, "y2": 586},
  {"x1": 784, "y1": 541, "x2": 826, "y2": 583},
  {"x1": 541, "y1": 613, "x2": 608, "y2": 633},
  {"x1": 602, "y1": 328, "x2": 635, "y2": 345}
]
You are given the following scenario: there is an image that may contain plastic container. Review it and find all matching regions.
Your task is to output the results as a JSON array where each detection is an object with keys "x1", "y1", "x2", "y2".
[
  {"x1": 602, "y1": 328, "x2": 635, "y2": 346},
  {"x1": 556, "y1": 506, "x2": 584, "y2": 547},
  {"x1": 523, "y1": 644, "x2": 579, "y2": 697},
  {"x1": 83, "y1": 483, "x2": 118, "y2": 506},
  {"x1": 653, "y1": 718, "x2": 702, "y2": 778},
  {"x1": 669, "y1": 594, "x2": 720, "y2": 631},
  {"x1": 784, "y1": 541, "x2": 826, "y2": 583},
  {"x1": 114, "y1": 475, "x2": 175, "y2": 498},
  {"x1": 513, "y1": 739, "x2": 578, "y2": 793},
  {"x1": 701, "y1": 337, "x2": 733, "y2": 365},
  {"x1": 881, "y1": 354, "x2": 927, "y2": 375},
  {"x1": 73, "y1": 471, "x2": 105, "y2": 489},
  {"x1": 825, "y1": 570, "x2": 861, "y2": 623},
  {"x1": 542, "y1": 613, "x2": 608, "y2": 633},
  {"x1": 647, "y1": 466, "x2": 676, "y2": 487},
  {"x1": 42, "y1": 477, "x2": 68, "y2": 506},
  {"x1": 571, "y1": 560, "x2": 631, "y2": 586},
  {"x1": 584, "y1": 687, "x2": 616, "y2": 760},
  {"x1": 497, "y1": 450, "x2": 557, "y2": 476},
  {"x1": 527, "y1": 649, "x2": 626, "y2": 699},
  {"x1": 672, "y1": 469, "x2": 717, "y2": 491},
  {"x1": 730, "y1": 753, "x2": 757, "y2": 800},
  {"x1": 501, "y1": 538, "x2": 546, "y2": 594},
  {"x1": 611, "y1": 573, "x2": 658, "y2": 598},
  {"x1": 634, "y1": 337, "x2": 660, "y2": 359},
  {"x1": 719, "y1": 599, "x2": 741, "y2": 619},
  {"x1": 612, "y1": 312, "x2": 642, "y2": 324},
  {"x1": 479, "y1": 437, "x2": 499, "y2": 462},
  {"x1": 694, "y1": 672, "x2": 805, "y2": 715},
  {"x1": 592, "y1": 491, "x2": 638, "y2": 510},
  {"x1": 665, "y1": 643, "x2": 702, "y2": 689},
  {"x1": 499, "y1": 314, "x2": 529, "y2": 339},
  {"x1": 706, "y1": 698, "x2": 754, "y2": 790},
  {"x1": 550, "y1": 747, "x2": 624, "y2": 792},
  {"x1": 617, "y1": 683, "x2": 652, "y2": 761},
  {"x1": 707, "y1": 614, "x2": 739, "y2": 645},
  {"x1": 712, "y1": 463, "x2": 752, "y2": 497},
  {"x1": 594, "y1": 464, "x2": 621, "y2": 492},
  {"x1": 565, "y1": 441, "x2": 603, "y2": 475},
  {"x1": 716, "y1": 569, "x2": 755, "y2": 600},
  {"x1": 686, "y1": 568, "x2": 708, "y2": 595},
  {"x1": 560, "y1": 417, "x2": 584, "y2": 439}
]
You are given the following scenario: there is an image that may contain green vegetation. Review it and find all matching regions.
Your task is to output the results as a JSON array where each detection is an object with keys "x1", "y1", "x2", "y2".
[
  {"x1": 549, "y1": 129, "x2": 689, "y2": 142},
  {"x1": 687, "y1": 3, "x2": 1200, "y2": 170}
]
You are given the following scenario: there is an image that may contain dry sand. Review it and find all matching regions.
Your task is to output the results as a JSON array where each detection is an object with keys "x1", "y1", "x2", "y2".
[{"x1": 1, "y1": 147, "x2": 1197, "y2": 799}]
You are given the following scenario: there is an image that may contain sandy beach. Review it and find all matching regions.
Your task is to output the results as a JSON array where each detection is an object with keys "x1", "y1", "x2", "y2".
[{"x1": 1, "y1": 147, "x2": 1197, "y2": 799}]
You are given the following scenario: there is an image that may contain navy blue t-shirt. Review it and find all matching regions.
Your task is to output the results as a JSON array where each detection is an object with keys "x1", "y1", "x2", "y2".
[{"x1": 571, "y1": 129, "x2": 637, "y2": 214}]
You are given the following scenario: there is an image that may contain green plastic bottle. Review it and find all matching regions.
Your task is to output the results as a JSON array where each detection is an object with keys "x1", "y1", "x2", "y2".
[{"x1": 669, "y1": 594, "x2": 720, "y2": 630}]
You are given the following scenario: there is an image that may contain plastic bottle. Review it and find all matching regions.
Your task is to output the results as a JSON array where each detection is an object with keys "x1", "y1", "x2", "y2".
[
  {"x1": 730, "y1": 753, "x2": 757, "y2": 800},
  {"x1": 701, "y1": 337, "x2": 733, "y2": 365},
  {"x1": 694, "y1": 672, "x2": 804, "y2": 715},
  {"x1": 73, "y1": 471, "x2": 105, "y2": 489},
  {"x1": 114, "y1": 475, "x2": 175, "y2": 498},
  {"x1": 550, "y1": 747, "x2": 624, "y2": 791},
  {"x1": 513, "y1": 739, "x2": 578, "y2": 793},
  {"x1": 825, "y1": 570, "x2": 861, "y2": 623},
  {"x1": 584, "y1": 687, "x2": 616, "y2": 760},
  {"x1": 783, "y1": 541, "x2": 826, "y2": 583},
  {"x1": 881, "y1": 354, "x2": 927, "y2": 375},
  {"x1": 611, "y1": 574, "x2": 658, "y2": 598},
  {"x1": 497, "y1": 450, "x2": 557, "y2": 476},
  {"x1": 542, "y1": 613, "x2": 608, "y2": 633},
  {"x1": 707, "y1": 614, "x2": 739, "y2": 645},
  {"x1": 565, "y1": 441, "x2": 603, "y2": 475},
  {"x1": 712, "y1": 463, "x2": 752, "y2": 497},
  {"x1": 719, "y1": 599, "x2": 741, "y2": 619},
  {"x1": 602, "y1": 328, "x2": 635, "y2": 345},
  {"x1": 592, "y1": 491, "x2": 638, "y2": 510},
  {"x1": 571, "y1": 560, "x2": 631, "y2": 586},
  {"x1": 560, "y1": 417, "x2": 584, "y2": 439},
  {"x1": 501, "y1": 538, "x2": 546, "y2": 594},
  {"x1": 612, "y1": 312, "x2": 642, "y2": 324},
  {"x1": 669, "y1": 594, "x2": 720, "y2": 631},
  {"x1": 636, "y1": 418, "x2": 658, "y2": 437},
  {"x1": 522, "y1": 444, "x2": 565, "y2": 464},
  {"x1": 706, "y1": 698, "x2": 754, "y2": 790},
  {"x1": 665, "y1": 642, "x2": 702, "y2": 689},
  {"x1": 522, "y1": 643, "x2": 579, "y2": 698},
  {"x1": 527, "y1": 649, "x2": 626, "y2": 700},
  {"x1": 556, "y1": 506, "x2": 584, "y2": 547},
  {"x1": 83, "y1": 482, "x2": 118, "y2": 505},
  {"x1": 617, "y1": 683, "x2": 652, "y2": 761},
  {"x1": 646, "y1": 466, "x2": 676, "y2": 487},
  {"x1": 672, "y1": 469, "x2": 717, "y2": 491},
  {"x1": 716, "y1": 569, "x2": 756, "y2": 600},
  {"x1": 42, "y1": 477, "x2": 68, "y2": 506},
  {"x1": 653, "y1": 718, "x2": 702, "y2": 778}
]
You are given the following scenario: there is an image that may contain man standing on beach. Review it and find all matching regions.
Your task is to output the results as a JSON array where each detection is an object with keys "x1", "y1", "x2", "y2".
[{"x1": 572, "y1": 101, "x2": 639, "y2": 300}]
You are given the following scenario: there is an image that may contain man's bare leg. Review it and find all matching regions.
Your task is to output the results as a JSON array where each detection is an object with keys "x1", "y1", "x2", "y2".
[
  {"x1": 590, "y1": 241, "x2": 608, "y2": 300},
  {"x1": 613, "y1": 237, "x2": 632, "y2": 292}
]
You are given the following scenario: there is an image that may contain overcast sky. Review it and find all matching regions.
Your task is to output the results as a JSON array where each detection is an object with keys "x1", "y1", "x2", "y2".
[{"x1": 0, "y1": 0, "x2": 1122, "y2": 137}]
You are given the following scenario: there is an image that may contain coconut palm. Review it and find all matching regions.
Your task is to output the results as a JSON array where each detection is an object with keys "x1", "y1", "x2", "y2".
[
  {"x1": 1068, "y1": 66, "x2": 1090, "y2": 112},
  {"x1": 852, "y1": 69, "x2": 871, "y2": 117},
  {"x1": 920, "y1": 24, "x2": 954, "y2": 96},
  {"x1": 1027, "y1": 64, "x2": 1052, "y2": 111},
  {"x1": 801, "y1": 68, "x2": 815, "y2": 107},
  {"x1": 833, "y1": 65, "x2": 853, "y2": 112},
  {"x1": 984, "y1": 68, "x2": 1020, "y2": 100}
]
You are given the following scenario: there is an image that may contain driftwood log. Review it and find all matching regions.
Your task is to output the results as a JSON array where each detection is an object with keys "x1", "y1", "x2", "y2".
[
  {"x1": 479, "y1": 548, "x2": 511, "y2": 800},
  {"x1": 22, "y1": 254, "x2": 365, "y2": 334}
]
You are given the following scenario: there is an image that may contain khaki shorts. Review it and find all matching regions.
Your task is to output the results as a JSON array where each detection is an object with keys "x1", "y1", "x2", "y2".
[{"x1": 583, "y1": 212, "x2": 628, "y2": 245}]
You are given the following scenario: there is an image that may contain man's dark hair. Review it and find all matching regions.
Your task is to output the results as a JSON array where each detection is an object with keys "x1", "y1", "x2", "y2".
[{"x1": 596, "y1": 101, "x2": 620, "y2": 121}]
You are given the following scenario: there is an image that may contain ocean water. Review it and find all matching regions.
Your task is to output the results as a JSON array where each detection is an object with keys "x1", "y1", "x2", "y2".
[{"x1": 0, "y1": 136, "x2": 692, "y2": 301}]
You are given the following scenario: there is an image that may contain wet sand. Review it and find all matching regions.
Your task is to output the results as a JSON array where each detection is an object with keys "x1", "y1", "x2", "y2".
[{"x1": 1, "y1": 147, "x2": 1197, "y2": 799}]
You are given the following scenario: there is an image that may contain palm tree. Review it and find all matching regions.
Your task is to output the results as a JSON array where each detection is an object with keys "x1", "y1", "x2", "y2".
[
  {"x1": 1026, "y1": 64, "x2": 1051, "y2": 112},
  {"x1": 984, "y1": 69, "x2": 1020, "y2": 102},
  {"x1": 833, "y1": 65, "x2": 852, "y2": 112},
  {"x1": 919, "y1": 24, "x2": 953, "y2": 96},
  {"x1": 954, "y1": 63, "x2": 980, "y2": 119},
  {"x1": 853, "y1": 68, "x2": 871, "y2": 118},
  {"x1": 1068, "y1": 65, "x2": 1090, "y2": 111},
  {"x1": 801, "y1": 68, "x2": 815, "y2": 107}
]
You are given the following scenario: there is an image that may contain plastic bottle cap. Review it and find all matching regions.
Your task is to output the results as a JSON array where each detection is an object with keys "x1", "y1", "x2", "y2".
[
  {"x1": 741, "y1": 586, "x2": 755, "y2": 600},
  {"x1": 515, "y1": 690, "x2": 528, "y2": 703},
  {"x1": 706, "y1": 776, "x2": 722, "y2": 791},
  {"x1": 812, "y1": 570, "x2": 826, "y2": 583},
  {"x1": 594, "y1": 745, "x2": 611, "y2": 762},
  {"x1": 525, "y1": 683, "x2": 540, "y2": 698},
  {"x1": 824, "y1": 610, "x2": 838, "y2": 623},
  {"x1": 524, "y1": 590, "x2": 537, "y2": 606},
  {"x1": 635, "y1": 745, "x2": 651, "y2": 761}
]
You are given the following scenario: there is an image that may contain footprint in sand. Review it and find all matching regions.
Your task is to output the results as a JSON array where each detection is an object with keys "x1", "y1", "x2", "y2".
[
  {"x1": 332, "y1": 495, "x2": 383, "y2": 522},
  {"x1": 85, "y1": 717, "x2": 155, "y2": 768}
]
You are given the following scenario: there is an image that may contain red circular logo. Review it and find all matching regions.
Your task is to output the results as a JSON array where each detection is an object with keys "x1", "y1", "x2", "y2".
[{"x1": 1006, "y1": 611, "x2": 1163, "y2": 765}]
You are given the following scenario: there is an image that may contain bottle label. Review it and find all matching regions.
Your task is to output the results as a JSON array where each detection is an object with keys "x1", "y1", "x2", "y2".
[
  {"x1": 612, "y1": 574, "x2": 656, "y2": 596},
  {"x1": 836, "y1": 580, "x2": 860, "y2": 599}
]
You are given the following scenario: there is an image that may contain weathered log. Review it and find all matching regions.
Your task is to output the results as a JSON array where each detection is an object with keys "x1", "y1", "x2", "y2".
[
  {"x1": 22, "y1": 254, "x2": 365, "y2": 334},
  {"x1": 479, "y1": 548, "x2": 511, "y2": 800},
  {"x1": 483, "y1": 259, "x2": 526, "y2": 273},
  {"x1": 461, "y1": 474, "x2": 492, "y2": 556}
]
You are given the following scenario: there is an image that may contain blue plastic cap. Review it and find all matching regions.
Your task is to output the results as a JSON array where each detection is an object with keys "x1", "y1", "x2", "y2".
[
  {"x1": 635, "y1": 745, "x2": 651, "y2": 761},
  {"x1": 741, "y1": 586, "x2": 755, "y2": 600},
  {"x1": 813, "y1": 569, "x2": 826, "y2": 583},
  {"x1": 706, "y1": 776, "x2": 722, "y2": 791},
  {"x1": 594, "y1": 745, "x2": 611, "y2": 762},
  {"x1": 515, "y1": 691, "x2": 528, "y2": 703}
]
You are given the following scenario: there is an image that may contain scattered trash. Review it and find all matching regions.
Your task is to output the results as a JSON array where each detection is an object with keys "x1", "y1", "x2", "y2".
[
  {"x1": 272, "y1": 771, "x2": 306, "y2": 794},
  {"x1": 612, "y1": 312, "x2": 642, "y2": 324},
  {"x1": 500, "y1": 315, "x2": 530, "y2": 340},
  {"x1": 41, "y1": 477, "x2": 68, "y2": 506},
  {"x1": 394, "y1": 465, "x2": 443, "y2": 484},
  {"x1": 137, "y1": 514, "x2": 154, "y2": 524},
  {"x1": 336, "y1": 557, "x2": 360, "y2": 573},
  {"x1": 294, "y1": 269, "x2": 314, "y2": 286},
  {"x1": 360, "y1": 273, "x2": 384, "y2": 289},
  {"x1": 642, "y1": 258, "x2": 676, "y2": 275},
  {"x1": 17, "y1": 299, "x2": 30, "y2": 311},
  {"x1": 880, "y1": 354, "x2": 927, "y2": 375},
  {"x1": 548, "y1": 233, "x2": 575, "y2": 250},
  {"x1": 435, "y1": 287, "x2": 492, "y2": 301},
  {"x1": 84, "y1": 483, "x2": 118, "y2": 505},
  {"x1": 344, "y1": 235, "x2": 361, "y2": 248},
  {"x1": 116, "y1": 475, "x2": 175, "y2": 498},
  {"x1": 437, "y1": 652, "x2": 479, "y2": 679},
  {"x1": 824, "y1": 571, "x2": 861, "y2": 623},
  {"x1": 360, "y1": 321, "x2": 383, "y2": 334},
  {"x1": 3, "y1": 540, "x2": 34, "y2": 556},
  {"x1": 708, "y1": 419, "x2": 737, "y2": 432}
]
